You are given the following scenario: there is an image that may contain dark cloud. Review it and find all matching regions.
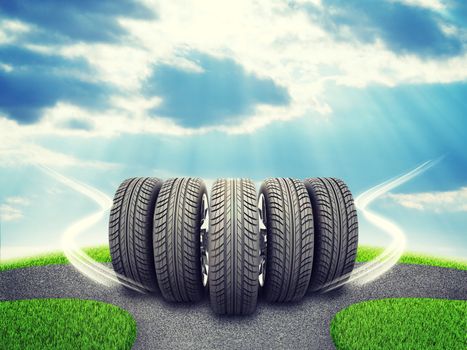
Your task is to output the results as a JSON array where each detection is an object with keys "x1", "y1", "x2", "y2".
[
  {"x1": 143, "y1": 53, "x2": 290, "y2": 127},
  {"x1": 0, "y1": 0, "x2": 155, "y2": 44},
  {"x1": 0, "y1": 46, "x2": 112, "y2": 124},
  {"x1": 303, "y1": 0, "x2": 466, "y2": 58}
]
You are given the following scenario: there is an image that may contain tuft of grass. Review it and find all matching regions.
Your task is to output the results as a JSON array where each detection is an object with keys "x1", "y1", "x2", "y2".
[
  {"x1": 331, "y1": 298, "x2": 467, "y2": 350},
  {"x1": 1, "y1": 245, "x2": 466, "y2": 272},
  {"x1": 0, "y1": 298, "x2": 136, "y2": 350},
  {"x1": 0, "y1": 246, "x2": 111, "y2": 272},
  {"x1": 357, "y1": 246, "x2": 467, "y2": 271}
]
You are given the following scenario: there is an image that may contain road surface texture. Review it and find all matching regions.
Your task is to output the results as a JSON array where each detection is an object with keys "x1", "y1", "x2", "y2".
[{"x1": 1, "y1": 263, "x2": 466, "y2": 349}]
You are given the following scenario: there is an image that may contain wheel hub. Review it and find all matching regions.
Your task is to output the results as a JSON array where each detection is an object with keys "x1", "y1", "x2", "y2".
[{"x1": 200, "y1": 193, "x2": 209, "y2": 287}]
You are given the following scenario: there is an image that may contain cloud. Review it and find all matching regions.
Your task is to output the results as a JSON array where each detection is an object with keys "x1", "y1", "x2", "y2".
[
  {"x1": 106, "y1": 0, "x2": 467, "y2": 133},
  {"x1": 0, "y1": 196, "x2": 30, "y2": 222},
  {"x1": 386, "y1": 187, "x2": 467, "y2": 212},
  {"x1": 0, "y1": 0, "x2": 155, "y2": 44},
  {"x1": 0, "y1": 124, "x2": 118, "y2": 169},
  {"x1": 302, "y1": 0, "x2": 466, "y2": 57},
  {"x1": 0, "y1": 19, "x2": 30, "y2": 44},
  {"x1": 0, "y1": 143, "x2": 117, "y2": 169},
  {"x1": 143, "y1": 52, "x2": 290, "y2": 127},
  {"x1": 394, "y1": 0, "x2": 445, "y2": 11},
  {"x1": 0, "y1": 204, "x2": 23, "y2": 222},
  {"x1": 1, "y1": 0, "x2": 467, "y2": 135},
  {"x1": 0, "y1": 46, "x2": 112, "y2": 123},
  {"x1": 5, "y1": 197, "x2": 30, "y2": 206}
]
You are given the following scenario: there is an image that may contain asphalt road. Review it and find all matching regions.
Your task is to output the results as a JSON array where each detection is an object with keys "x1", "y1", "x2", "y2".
[{"x1": 1, "y1": 263, "x2": 466, "y2": 349}]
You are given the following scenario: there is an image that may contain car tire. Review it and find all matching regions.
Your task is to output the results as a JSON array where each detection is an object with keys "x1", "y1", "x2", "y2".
[
  {"x1": 153, "y1": 178, "x2": 208, "y2": 302},
  {"x1": 208, "y1": 179, "x2": 260, "y2": 315},
  {"x1": 109, "y1": 177, "x2": 163, "y2": 292},
  {"x1": 303, "y1": 178, "x2": 359, "y2": 292},
  {"x1": 259, "y1": 178, "x2": 314, "y2": 302}
]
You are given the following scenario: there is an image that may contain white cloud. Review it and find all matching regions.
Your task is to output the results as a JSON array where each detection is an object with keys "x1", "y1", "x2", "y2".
[
  {"x1": 5, "y1": 197, "x2": 30, "y2": 206},
  {"x1": 0, "y1": 141, "x2": 117, "y2": 169},
  {"x1": 0, "y1": 63, "x2": 13, "y2": 72},
  {"x1": 0, "y1": 204, "x2": 23, "y2": 222},
  {"x1": 392, "y1": 0, "x2": 446, "y2": 11},
  {"x1": 61, "y1": 0, "x2": 467, "y2": 134},
  {"x1": 42, "y1": 102, "x2": 197, "y2": 137},
  {"x1": 0, "y1": 19, "x2": 30, "y2": 44},
  {"x1": 61, "y1": 44, "x2": 154, "y2": 90},
  {"x1": 386, "y1": 187, "x2": 467, "y2": 213},
  {"x1": 3, "y1": 0, "x2": 467, "y2": 136},
  {"x1": 0, "y1": 196, "x2": 30, "y2": 222},
  {"x1": 0, "y1": 117, "x2": 118, "y2": 168},
  {"x1": 121, "y1": 1, "x2": 467, "y2": 92}
]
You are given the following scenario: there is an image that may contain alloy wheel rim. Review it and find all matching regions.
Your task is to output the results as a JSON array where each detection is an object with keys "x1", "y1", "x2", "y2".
[
  {"x1": 258, "y1": 193, "x2": 267, "y2": 287},
  {"x1": 200, "y1": 193, "x2": 209, "y2": 287}
]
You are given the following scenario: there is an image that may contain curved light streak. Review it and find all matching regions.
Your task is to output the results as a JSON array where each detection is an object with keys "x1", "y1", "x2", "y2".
[
  {"x1": 37, "y1": 165, "x2": 147, "y2": 293},
  {"x1": 321, "y1": 158, "x2": 441, "y2": 292}
]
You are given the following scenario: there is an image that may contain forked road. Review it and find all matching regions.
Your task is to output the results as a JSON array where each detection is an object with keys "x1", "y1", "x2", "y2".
[{"x1": 1, "y1": 263, "x2": 466, "y2": 349}]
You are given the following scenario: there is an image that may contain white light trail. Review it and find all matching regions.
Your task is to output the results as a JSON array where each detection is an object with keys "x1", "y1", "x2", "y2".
[
  {"x1": 37, "y1": 165, "x2": 147, "y2": 293},
  {"x1": 321, "y1": 158, "x2": 441, "y2": 292}
]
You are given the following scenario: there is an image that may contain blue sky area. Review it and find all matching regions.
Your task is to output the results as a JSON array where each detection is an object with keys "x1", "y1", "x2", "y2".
[{"x1": 0, "y1": 0, "x2": 466, "y2": 260}]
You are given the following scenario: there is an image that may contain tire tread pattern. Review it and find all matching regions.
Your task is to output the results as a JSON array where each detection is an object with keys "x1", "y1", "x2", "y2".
[
  {"x1": 208, "y1": 179, "x2": 259, "y2": 315},
  {"x1": 109, "y1": 177, "x2": 163, "y2": 292},
  {"x1": 304, "y1": 177, "x2": 358, "y2": 292},
  {"x1": 261, "y1": 178, "x2": 314, "y2": 302},
  {"x1": 153, "y1": 177, "x2": 206, "y2": 302}
]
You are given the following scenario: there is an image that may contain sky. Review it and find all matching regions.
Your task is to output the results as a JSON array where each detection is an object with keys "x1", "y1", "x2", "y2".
[{"x1": 0, "y1": 0, "x2": 466, "y2": 260}]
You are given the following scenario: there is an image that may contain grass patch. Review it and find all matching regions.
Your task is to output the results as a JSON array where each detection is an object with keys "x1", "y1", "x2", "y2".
[
  {"x1": 0, "y1": 246, "x2": 111, "y2": 272},
  {"x1": 1, "y1": 245, "x2": 466, "y2": 272},
  {"x1": 331, "y1": 298, "x2": 466, "y2": 350},
  {"x1": 357, "y1": 246, "x2": 467, "y2": 271},
  {"x1": 0, "y1": 298, "x2": 136, "y2": 350}
]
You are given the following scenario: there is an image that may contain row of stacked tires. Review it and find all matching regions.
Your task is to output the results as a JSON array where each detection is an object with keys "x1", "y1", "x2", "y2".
[{"x1": 109, "y1": 177, "x2": 358, "y2": 315}]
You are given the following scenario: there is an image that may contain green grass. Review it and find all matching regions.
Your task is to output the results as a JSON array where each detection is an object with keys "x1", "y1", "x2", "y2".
[
  {"x1": 2, "y1": 245, "x2": 465, "y2": 272},
  {"x1": 0, "y1": 246, "x2": 111, "y2": 272},
  {"x1": 0, "y1": 298, "x2": 136, "y2": 350},
  {"x1": 357, "y1": 246, "x2": 467, "y2": 271},
  {"x1": 331, "y1": 298, "x2": 466, "y2": 350}
]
